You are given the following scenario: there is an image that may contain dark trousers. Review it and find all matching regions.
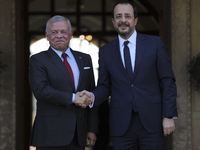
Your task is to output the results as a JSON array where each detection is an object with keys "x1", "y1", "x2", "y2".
[
  {"x1": 112, "y1": 112, "x2": 166, "y2": 150},
  {"x1": 93, "y1": 100, "x2": 110, "y2": 150},
  {"x1": 36, "y1": 130, "x2": 85, "y2": 150}
]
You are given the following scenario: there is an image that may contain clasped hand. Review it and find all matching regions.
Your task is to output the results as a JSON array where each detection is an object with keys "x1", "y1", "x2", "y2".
[{"x1": 74, "y1": 90, "x2": 93, "y2": 108}]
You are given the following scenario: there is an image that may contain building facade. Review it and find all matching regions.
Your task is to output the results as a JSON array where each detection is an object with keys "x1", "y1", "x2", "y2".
[{"x1": 0, "y1": 0, "x2": 200, "y2": 149}]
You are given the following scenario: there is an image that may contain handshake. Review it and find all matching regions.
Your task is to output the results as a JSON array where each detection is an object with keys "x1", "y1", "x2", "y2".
[{"x1": 74, "y1": 90, "x2": 93, "y2": 108}]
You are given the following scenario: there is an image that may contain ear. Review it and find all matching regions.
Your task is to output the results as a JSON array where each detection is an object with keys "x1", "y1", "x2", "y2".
[
  {"x1": 134, "y1": 17, "x2": 138, "y2": 26},
  {"x1": 111, "y1": 18, "x2": 115, "y2": 26},
  {"x1": 69, "y1": 30, "x2": 74, "y2": 40}
]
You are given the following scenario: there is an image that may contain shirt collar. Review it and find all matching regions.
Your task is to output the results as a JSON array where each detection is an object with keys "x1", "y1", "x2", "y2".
[
  {"x1": 118, "y1": 30, "x2": 137, "y2": 47},
  {"x1": 51, "y1": 46, "x2": 73, "y2": 59}
]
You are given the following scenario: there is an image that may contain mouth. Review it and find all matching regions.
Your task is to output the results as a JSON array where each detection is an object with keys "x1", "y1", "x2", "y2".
[
  {"x1": 56, "y1": 40, "x2": 64, "y2": 43},
  {"x1": 118, "y1": 23, "x2": 130, "y2": 28}
]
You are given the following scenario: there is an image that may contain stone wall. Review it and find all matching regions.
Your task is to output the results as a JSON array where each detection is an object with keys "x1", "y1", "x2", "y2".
[
  {"x1": 191, "y1": 0, "x2": 200, "y2": 149},
  {"x1": 0, "y1": 0, "x2": 16, "y2": 149},
  {"x1": 171, "y1": 0, "x2": 200, "y2": 150}
]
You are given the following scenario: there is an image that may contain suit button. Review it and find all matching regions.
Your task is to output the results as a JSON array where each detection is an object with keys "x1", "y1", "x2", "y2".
[
  {"x1": 129, "y1": 101, "x2": 132, "y2": 103},
  {"x1": 131, "y1": 84, "x2": 134, "y2": 87}
]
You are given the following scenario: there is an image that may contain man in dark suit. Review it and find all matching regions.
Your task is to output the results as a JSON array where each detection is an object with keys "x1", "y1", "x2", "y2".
[
  {"x1": 80, "y1": 1, "x2": 178, "y2": 150},
  {"x1": 29, "y1": 15, "x2": 98, "y2": 150}
]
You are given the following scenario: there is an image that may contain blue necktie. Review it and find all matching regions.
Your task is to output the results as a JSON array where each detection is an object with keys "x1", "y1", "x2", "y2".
[{"x1": 124, "y1": 41, "x2": 133, "y2": 79}]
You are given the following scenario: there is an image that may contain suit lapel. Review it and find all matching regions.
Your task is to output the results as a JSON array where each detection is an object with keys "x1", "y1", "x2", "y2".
[
  {"x1": 132, "y1": 33, "x2": 146, "y2": 81},
  {"x1": 47, "y1": 48, "x2": 74, "y2": 89},
  {"x1": 71, "y1": 49, "x2": 83, "y2": 91}
]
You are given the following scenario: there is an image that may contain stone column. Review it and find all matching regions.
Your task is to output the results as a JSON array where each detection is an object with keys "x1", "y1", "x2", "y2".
[
  {"x1": 191, "y1": 0, "x2": 200, "y2": 149},
  {"x1": 0, "y1": 0, "x2": 16, "y2": 149},
  {"x1": 171, "y1": 0, "x2": 192, "y2": 150}
]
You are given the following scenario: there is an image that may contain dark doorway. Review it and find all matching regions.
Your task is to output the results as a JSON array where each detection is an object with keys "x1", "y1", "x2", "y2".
[{"x1": 16, "y1": 0, "x2": 173, "y2": 149}]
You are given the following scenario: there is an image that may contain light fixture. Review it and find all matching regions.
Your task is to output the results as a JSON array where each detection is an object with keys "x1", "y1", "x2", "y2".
[
  {"x1": 79, "y1": 35, "x2": 85, "y2": 40},
  {"x1": 85, "y1": 35, "x2": 93, "y2": 42}
]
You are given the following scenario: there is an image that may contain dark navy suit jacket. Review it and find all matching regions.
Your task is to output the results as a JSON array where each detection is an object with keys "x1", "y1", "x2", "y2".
[
  {"x1": 93, "y1": 33, "x2": 178, "y2": 136},
  {"x1": 29, "y1": 47, "x2": 98, "y2": 147}
]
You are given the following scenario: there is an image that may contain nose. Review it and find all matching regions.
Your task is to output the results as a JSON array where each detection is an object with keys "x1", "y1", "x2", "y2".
[
  {"x1": 56, "y1": 32, "x2": 62, "y2": 38},
  {"x1": 121, "y1": 15, "x2": 126, "y2": 22}
]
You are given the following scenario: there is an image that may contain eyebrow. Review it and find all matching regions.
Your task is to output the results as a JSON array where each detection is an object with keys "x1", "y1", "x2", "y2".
[{"x1": 115, "y1": 13, "x2": 132, "y2": 15}]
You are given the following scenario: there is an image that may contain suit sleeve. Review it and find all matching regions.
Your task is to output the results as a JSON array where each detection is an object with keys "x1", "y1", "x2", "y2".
[
  {"x1": 85, "y1": 55, "x2": 98, "y2": 133},
  {"x1": 29, "y1": 54, "x2": 73, "y2": 107},
  {"x1": 92, "y1": 48, "x2": 111, "y2": 106},
  {"x1": 156, "y1": 37, "x2": 178, "y2": 117}
]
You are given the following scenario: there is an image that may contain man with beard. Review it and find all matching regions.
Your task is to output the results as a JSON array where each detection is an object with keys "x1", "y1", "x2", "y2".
[{"x1": 80, "y1": 1, "x2": 178, "y2": 150}]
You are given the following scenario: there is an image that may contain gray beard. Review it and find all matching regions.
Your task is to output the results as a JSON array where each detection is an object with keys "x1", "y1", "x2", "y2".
[{"x1": 116, "y1": 29, "x2": 132, "y2": 39}]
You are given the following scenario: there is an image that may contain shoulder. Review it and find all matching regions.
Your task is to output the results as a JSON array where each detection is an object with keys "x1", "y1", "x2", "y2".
[
  {"x1": 99, "y1": 38, "x2": 118, "y2": 56},
  {"x1": 100, "y1": 38, "x2": 118, "y2": 49},
  {"x1": 30, "y1": 50, "x2": 48, "y2": 59},
  {"x1": 71, "y1": 49, "x2": 92, "y2": 61},
  {"x1": 71, "y1": 49, "x2": 90, "y2": 57},
  {"x1": 137, "y1": 32, "x2": 162, "y2": 42}
]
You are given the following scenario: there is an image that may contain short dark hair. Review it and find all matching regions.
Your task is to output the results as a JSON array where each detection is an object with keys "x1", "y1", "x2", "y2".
[{"x1": 111, "y1": 1, "x2": 138, "y2": 19}]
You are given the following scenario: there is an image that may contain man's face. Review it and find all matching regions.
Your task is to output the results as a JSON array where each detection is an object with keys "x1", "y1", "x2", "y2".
[
  {"x1": 46, "y1": 20, "x2": 73, "y2": 52},
  {"x1": 112, "y1": 4, "x2": 138, "y2": 39}
]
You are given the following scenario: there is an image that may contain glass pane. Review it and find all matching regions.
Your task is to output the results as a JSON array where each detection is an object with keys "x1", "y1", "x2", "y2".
[
  {"x1": 106, "y1": 0, "x2": 121, "y2": 12},
  {"x1": 136, "y1": 16, "x2": 159, "y2": 32},
  {"x1": 55, "y1": 0, "x2": 76, "y2": 12},
  {"x1": 106, "y1": 0, "x2": 142, "y2": 12},
  {"x1": 62, "y1": 15, "x2": 77, "y2": 31},
  {"x1": 29, "y1": 15, "x2": 50, "y2": 32},
  {"x1": 29, "y1": 15, "x2": 77, "y2": 32},
  {"x1": 80, "y1": 16, "x2": 102, "y2": 31},
  {"x1": 80, "y1": 0, "x2": 101, "y2": 12},
  {"x1": 106, "y1": 15, "x2": 114, "y2": 31},
  {"x1": 29, "y1": 0, "x2": 50, "y2": 12}
]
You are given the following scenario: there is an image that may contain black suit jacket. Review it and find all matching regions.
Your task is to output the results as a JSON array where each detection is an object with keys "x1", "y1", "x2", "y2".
[
  {"x1": 29, "y1": 47, "x2": 98, "y2": 147},
  {"x1": 93, "y1": 33, "x2": 178, "y2": 136}
]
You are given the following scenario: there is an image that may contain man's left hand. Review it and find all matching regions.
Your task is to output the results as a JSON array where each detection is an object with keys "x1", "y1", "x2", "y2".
[
  {"x1": 163, "y1": 118, "x2": 175, "y2": 136},
  {"x1": 86, "y1": 132, "x2": 97, "y2": 147}
]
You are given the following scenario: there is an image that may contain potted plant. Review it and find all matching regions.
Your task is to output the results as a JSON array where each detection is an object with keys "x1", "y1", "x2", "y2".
[{"x1": 187, "y1": 52, "x2": 200, "y2": 92}]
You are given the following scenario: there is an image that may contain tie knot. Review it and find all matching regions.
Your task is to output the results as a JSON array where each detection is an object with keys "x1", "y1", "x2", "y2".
[
  {"x1": 62, "y1": 53, "x2": 67, "y2": 59},
  {"x1": 124, "y1": 41, "x2": 129, "y2": 46}
]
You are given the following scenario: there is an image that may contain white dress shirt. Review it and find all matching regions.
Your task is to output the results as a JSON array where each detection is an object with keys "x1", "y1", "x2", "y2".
[{"x1": 118, "y1": 31, "x2": 137, "y2": 73}]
